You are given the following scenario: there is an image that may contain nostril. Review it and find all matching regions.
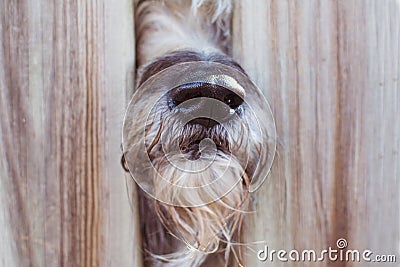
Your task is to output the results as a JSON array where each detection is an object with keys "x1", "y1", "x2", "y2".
[
  {"x1": 168, "y1": 82, "x2": 205, "y2": 109},
  {"x1": 224, "y1": 93, "x2": 243, "y2": 110}
]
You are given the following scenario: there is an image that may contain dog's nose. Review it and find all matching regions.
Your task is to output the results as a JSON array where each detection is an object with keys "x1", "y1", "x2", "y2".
[{"x1": 168, "y1": 82, "x2": 244, "y2": 127}]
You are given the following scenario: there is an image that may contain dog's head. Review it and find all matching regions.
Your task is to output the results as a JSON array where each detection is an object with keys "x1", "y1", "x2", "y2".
[{"x1": 122, "y1": 52, "x2": 275, "y2": 264}]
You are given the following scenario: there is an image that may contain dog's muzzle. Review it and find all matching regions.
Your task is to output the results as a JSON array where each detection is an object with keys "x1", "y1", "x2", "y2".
[{"x1": 122, "y1": 61, "x2": 276, "y2": 206}]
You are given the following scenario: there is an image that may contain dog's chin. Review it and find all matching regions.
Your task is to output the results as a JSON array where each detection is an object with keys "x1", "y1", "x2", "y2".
[
  {"x1": 150, "y1": 150, "x2": 249, "y2": 265},
  {"x1": 152, "y1": 150, "x2": 247, "y2": 206}
]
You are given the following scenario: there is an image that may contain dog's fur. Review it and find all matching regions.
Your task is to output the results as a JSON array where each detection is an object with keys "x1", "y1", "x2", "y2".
[{"x1": 127, "y1": 1, "x2": 255, "y2": 266}]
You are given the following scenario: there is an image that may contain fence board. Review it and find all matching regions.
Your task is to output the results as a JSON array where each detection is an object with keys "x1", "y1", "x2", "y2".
[
  {"x1": 233, "y1": 1, "x2": 399, "y2": 266},
  {"x1": 0, "y1": 0, "x2": 141, "y2": 266}
]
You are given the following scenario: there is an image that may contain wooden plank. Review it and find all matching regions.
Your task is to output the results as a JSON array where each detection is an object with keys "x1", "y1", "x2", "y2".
[
  {"x1": 233, "y1": 0, "x2": 399, "y2": 266},
  {"x1": 0, "y1": 0, "x2": 141, "y2": 266},
  {"x1": 104, "y1": 0, "x2": 142, "y2": 266}
]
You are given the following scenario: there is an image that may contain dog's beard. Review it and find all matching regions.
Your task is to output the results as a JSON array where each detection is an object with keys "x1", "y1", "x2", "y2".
[
  {"x1": 152, "y1": 156, "x2": 249, "y2": 266},
  {"x1": 143, "y1": 114, "x2": 250, "y2": 266}
]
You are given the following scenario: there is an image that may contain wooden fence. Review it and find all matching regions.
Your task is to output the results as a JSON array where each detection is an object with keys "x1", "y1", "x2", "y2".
[{"x1": 0, "y1": 1, "x2": 399, "y2": 266}]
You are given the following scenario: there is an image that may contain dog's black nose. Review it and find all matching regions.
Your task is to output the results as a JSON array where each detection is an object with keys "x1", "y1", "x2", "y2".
[{"x1": 168, "y1": 82, "x2": 244, "y2": 127}]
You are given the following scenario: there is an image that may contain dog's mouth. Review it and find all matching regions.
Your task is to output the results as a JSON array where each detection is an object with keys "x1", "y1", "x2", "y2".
[
  {"x1": 187, "y1": 117, "x2": 219, "y2": 128},
  {"x1": 177, "y1": 121, "x2": 230, "y2": 160},
  {"x1": 179, "y1": 139, "x2": 203, "y2": 161}
]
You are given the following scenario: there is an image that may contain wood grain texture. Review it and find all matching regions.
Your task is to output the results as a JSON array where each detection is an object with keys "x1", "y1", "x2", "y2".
[
  {"x1": 1, "y1": 1, "x2": 399, "y2": 267},
  {"x1": 0, "y1": 0, "x2": 141, "y2": 266},
  {"x1": 233, "y1": 0, "x2": 399, "y2": 266}
]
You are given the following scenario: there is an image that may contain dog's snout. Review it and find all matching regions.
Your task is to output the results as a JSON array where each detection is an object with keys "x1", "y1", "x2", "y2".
[{"x1": 168, "y1": 82, "x2": 244, "y2": 127}]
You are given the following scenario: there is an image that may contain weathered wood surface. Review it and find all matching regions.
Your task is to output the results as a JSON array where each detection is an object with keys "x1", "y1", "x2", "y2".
[
  {"x1": 0, "y1": 1, "x2": 142, "y2": 266},
  {"x1": 1, "y1": 0, "x2": 399, "y2": 267},
  {"x1": 233, "y1": 1, "x2": 399, "y2": 266}
]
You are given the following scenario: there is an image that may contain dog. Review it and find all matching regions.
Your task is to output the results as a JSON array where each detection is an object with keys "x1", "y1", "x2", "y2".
[{"x1": 121, "y1": 0, "x2": 276, "y2": 266}]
